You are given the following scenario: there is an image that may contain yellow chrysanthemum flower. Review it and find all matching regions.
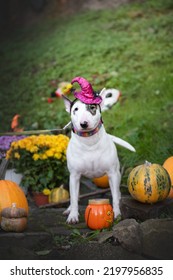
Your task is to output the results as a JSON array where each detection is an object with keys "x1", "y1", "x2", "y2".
[
  {"x1": 54, "y1": 153, "x2": 62, "y2": 160},
  {"x1": 14, "y1": 152, "x2": 20, "y2": 159},
  {"x1": 42, "y1": 188, "x2": 51, "y2": 195},
  {"x1": 46, "y1": 149, "x2": 54, "y2": 157},
  {"x1": 29, "y1": 146, "x2": 39, "y2": 153},
  {"x1": 33, "y1": 153, "x2": 40, "y2": 161},
  {"x1": 40, "y1": 154, "x2": 48, "y2": 160}
]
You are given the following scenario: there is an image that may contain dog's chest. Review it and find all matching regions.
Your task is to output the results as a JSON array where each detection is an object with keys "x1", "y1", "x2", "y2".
[{"x1": 67, "y1": 129, "x2": 118, "y2": 178}]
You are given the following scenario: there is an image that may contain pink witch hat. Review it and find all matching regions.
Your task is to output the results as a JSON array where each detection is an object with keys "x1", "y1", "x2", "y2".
[{"x1": 71, "y1": 76, "x2": 102, "y2": 104}]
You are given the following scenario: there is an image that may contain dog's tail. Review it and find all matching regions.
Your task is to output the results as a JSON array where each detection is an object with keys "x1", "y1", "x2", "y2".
[{"x1": 109, "y1": 134, "x2": 136, "y2": 152}]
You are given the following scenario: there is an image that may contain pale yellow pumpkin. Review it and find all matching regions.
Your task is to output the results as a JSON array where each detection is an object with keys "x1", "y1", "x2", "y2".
[{"x1": 48, "y1": 185, "x2": 69, "y2": 203}]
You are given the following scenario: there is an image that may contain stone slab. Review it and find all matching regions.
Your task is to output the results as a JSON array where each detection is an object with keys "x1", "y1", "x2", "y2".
[
  {"x1": 0, "y1": 231, "x2": 52, "y2": 252},
  {"x1": 141, "y1": 219, "x2": 173, "y2": 259},
  {"x1": 113, "y1": 219, "x2": 142, "y2": 254},
  {"x1": 120, "y1": 196, "x2": 173, "y2": 221},
  {"x1": 46, "y1": 243, "x2": 146, "y2": 260}
]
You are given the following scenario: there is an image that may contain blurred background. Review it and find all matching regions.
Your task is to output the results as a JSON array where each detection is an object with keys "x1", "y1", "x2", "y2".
[{"x1": 0, "y1": 0, "x2": 136, "y2": 30}]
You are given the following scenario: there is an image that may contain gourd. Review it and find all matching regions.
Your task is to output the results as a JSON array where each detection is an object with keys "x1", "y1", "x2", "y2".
[
  {"x1": 48, "y1": 185, "x2": 69, "y2": 203},
  {"x1": 127, "y1": 161, "x2": 171, "y2": 203},
  {"x1": 0, "y1": 180, "x2": 29, "y2": 222},
  {"x1": 85, "y1": 199, "x2": 114, "y2": 230},
  {"x1": 93, "y1": 175, "x2": 109, "y2": 188},
  {"x1": 1, "y1": 203, "x2": 28, "y2": 232},
  {"x1": 163, "y1": 156, "x2": 173, "y2": 198}
]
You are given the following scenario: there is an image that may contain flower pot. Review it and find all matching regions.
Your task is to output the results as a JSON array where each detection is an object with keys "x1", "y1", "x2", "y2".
[{"x1": 32, "y1": 192, "x2": 49, "y2": 206}]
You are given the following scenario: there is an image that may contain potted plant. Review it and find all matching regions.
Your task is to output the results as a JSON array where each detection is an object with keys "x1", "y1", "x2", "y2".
[{"x1": 6, "y1": 134, "x2": 69, "y2": 205}]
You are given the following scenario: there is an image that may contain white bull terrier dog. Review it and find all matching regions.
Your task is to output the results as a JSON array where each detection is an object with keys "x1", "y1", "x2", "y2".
[{"x1": 63, "y1": 76, "x2": 135, "y2": 224}]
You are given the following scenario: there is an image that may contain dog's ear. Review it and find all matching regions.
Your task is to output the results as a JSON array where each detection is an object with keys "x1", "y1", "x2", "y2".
[
  {"x1": 99, "y1": 88, "x2": 121, "y2": 111},
  {"x1": 62, "y1": 95, "x2": 71, "y2": 113},
  {"x1": 99, "y1": 88, "x2": 106, "y2": 110}
]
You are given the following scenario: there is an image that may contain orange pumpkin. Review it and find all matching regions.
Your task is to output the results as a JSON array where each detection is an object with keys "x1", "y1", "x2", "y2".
[
  {"x1": 0, "y1": 180, "x2": 29, "y2": 222},
  {"x1": 92, "y1": 175, "x2": 109, "y2": 188},
  {"x1": 127, "y1": 161, "x2": 171, "y2": 203},
  {"x1": 85, "y1": 199, "x2": 114, "y2": 230},
  {"x1": 163, "y1": 156, "x2": 173, "y2": 198}
]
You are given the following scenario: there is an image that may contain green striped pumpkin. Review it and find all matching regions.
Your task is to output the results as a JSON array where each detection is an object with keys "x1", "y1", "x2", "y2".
[{"x1": 127, "y1": 161, "x2": 171, "y2": 203}]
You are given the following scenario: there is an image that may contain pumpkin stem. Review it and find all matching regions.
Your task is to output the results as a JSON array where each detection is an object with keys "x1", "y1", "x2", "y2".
[{"x1": 11, "y1": 202, "x2": 17, "y2": 208}]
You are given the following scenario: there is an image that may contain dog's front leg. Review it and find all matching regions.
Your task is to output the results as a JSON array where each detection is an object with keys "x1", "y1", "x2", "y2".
[
  {"x1": 107, "y1": 169, "x2": 121, "y2": 218},
  {"x1": 66, "y1": 173, "x2": 81, "y2": 224}
]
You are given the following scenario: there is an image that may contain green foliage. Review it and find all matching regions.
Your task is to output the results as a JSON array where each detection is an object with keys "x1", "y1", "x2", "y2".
[
  {"x1": 0, "y1": 0, "x2": 173, "y2": 180},
  {"x1": 69, "y1": 228, "x2": 100, "y2": 244}
]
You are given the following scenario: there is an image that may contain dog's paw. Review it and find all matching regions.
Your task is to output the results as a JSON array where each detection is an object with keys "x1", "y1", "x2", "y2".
[{"x1": 66, "y1": 212, "x2": 79, "y2": 224}]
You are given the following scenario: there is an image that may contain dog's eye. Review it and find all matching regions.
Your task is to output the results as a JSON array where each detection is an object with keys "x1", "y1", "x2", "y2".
[
  {"x1": 87, "y1": 104, "x2": 97, "y2": 115},
  {"x1": 106, "y1": 92, "x2": 112, "y2": 98},
  {"x1": 73, "y1": 107, "x2": 78, "y2": 114},
  {"x1": 89, "y1": 105, "x2": 96, "y2": 110}
]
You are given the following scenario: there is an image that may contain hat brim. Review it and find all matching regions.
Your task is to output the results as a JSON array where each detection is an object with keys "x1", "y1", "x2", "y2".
[{"x1": 74, "y1": 92, "x2": 102, "y2": 104}]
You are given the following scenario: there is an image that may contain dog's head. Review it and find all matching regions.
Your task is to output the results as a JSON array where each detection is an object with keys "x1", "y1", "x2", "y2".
[
  {"x1": 63, "y1": 87, "x2": 120, "y2": 131},
  {"x1": 63, "y1": 96, "x2": 102, "y2": 131}
]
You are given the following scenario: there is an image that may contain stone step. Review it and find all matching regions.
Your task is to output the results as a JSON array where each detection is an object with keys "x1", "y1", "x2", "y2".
[
  {"x1": 120, "y1": 195, "x2": 173, "y2": 221},
  {"x1": 113, "y1": 218, "x2": 173, "y2": 259}
]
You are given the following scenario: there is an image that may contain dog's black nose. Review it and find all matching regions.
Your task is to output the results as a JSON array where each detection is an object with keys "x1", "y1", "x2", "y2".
[{"x1": 80, "y1": 121, "x2": 88, "y2": 129}]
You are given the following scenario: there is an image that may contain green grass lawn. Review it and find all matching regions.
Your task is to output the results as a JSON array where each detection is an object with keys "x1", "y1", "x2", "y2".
[{"x1": 0, "y1": 0, "x2": 173, "y2": 180}]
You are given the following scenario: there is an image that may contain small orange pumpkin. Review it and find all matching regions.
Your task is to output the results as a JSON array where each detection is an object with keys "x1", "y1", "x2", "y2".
[
  {"x1": 92, "y1": 175, "x2": 109, "y2": 188},
  {"x1": 127, "y1": 161, "x2": 171, "y2": 203},
  {"x1": 163, "y1": 156, "x2": 173, "y2": 198},
  {"x1": 0, "y1": 180, "x2": 29, "y2": 221},
  {"x1": 85, "y1": 199, "x2": 114, "y2": 230},
  {"x1": 1, "y1": 203, "x2": 28, "y2": 232}
]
